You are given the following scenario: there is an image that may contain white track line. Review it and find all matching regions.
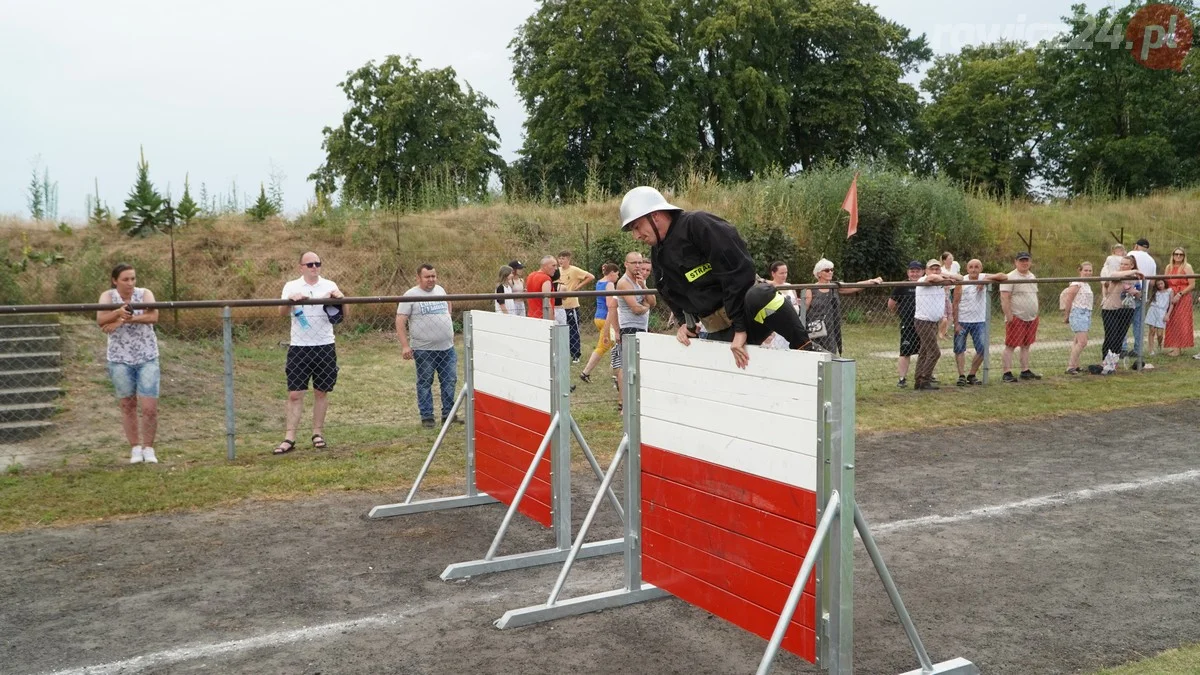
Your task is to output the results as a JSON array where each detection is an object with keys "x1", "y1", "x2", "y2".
[
  {"x1": 40, "y1": 612, "x2": 407, "y2": 675},
  {"x1": 872, "y1": 469, "x2": 1200, "y2": 536}
]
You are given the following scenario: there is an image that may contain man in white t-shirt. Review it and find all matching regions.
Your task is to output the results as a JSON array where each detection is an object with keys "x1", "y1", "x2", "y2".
[
  {"x1": 998, "y1": 251, "x2": 1041, "y2": 382},
  {"x1": 1128, "y1": 238, "x2": 1157, "y2": 358},
  {"x1": 276, "y1": 251, "x2": 345, "y2": 454},
  {"x1": 396, "y1": 264, "x2": 458, "y2": 429},
  {"x1": 952, "y1": 259, "x2": 1007, "y2": 386},
  {"x1": 913, "y1": 259, "x2": 955, "y2": 390}
]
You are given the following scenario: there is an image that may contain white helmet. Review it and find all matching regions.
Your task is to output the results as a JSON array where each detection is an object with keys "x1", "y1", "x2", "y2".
[{"x1": 620, "y1": 186, "x2": 681, "y2": 230}]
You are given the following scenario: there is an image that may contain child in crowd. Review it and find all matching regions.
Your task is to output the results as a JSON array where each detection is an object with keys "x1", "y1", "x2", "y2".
[{"x1": 1145, "y1": 279, "x2": 1170, "y2": 355}]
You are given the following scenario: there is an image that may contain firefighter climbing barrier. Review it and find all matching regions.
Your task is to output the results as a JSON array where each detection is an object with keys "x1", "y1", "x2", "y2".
[
  {"x1": 368, "y1": 310, "x2": 624, "y2": 579},
  {"x1": 496, "y1": 332, "x2": 979, "y2": 675}
]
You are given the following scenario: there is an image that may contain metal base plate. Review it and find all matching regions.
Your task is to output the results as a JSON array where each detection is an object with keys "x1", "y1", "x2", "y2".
[
  {"x1": 440, "y1": 538, "x2": 625, "y2": 580},
  {"x1": 897, "y1": 658, "x2": 980, "y2": 675},
  {"x1": 368, "y1": 494, "x2": 498, "y2": 519},
  {"x1": 495, "y1": 583, "x2": 669, "y2": 629}
]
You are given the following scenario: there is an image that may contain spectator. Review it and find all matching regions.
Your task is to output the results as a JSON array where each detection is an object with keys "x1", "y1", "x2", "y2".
[
  {"x1": 556, "y1": 251, "x2": 593, "y2": 359},
  {"x1": 494, "y1": 265, "x2": 517, "y2": 314},
  {"x1": 96, "y1": 263, "x2": 161, "y2": 464},
  {"x1": 913, "y1": 259, "x2": 952, "y2": 390},
  {"x1": 524, "y1": 256, "x2": 557, "y2": 319},
  {"x1": 1145, "y1": 278, "x2": 1170, "y2": 356},
  {"x1": 1060, "y1": 262, "x2": 1095, "y2": 375},
  {"x1": 952, "y1": 259, "x2": 1003, "y2": 385},
  {"x1": 938, "y1": 251, "x2": 961, "y2": 339},
  {"x1": 802, "y1": 259, "x2": 883, "y2": 355},
  {"x1": 508, "y1": 260, "x2": 527, "y2": 316},
  {"x1": 550, "y1": 266, "x2": 567, "y2": 325},
  {"x1": 1099, "y1": 256, "x2": 1144, "y2": 363},
  {"x1": 277, "y1": 251, "x2": 345, "y2": 454},
  {"x1": 1101, "y1": 243, "x2": 1126, "y2": 278},
  {"x1": 766, "y1": 261, "x2": 800, "y2": 349},
  {"x1": 396, "y1": 264, "x2": 459, "y2": 429},
  {"x1": 998, "y1": 252, "x2": 1042, "y2": 383},
  {"x1": 580, "y1": 262, "x2": 620, "y2": 384},
  {"x1": 887, "y1": 261, "x2": 924, "y2": 388},
  {"x1": 620, "y1": 185, "x2": 810, "y2": 368},
  {"x1": 608, "y1": 252, "x2": 654, "y2": 411},
  {"x1": 1128, "y1": 238, "x2": 1157, "y2": 357},
  {"x1": 1163, "y1": 248, "x2": 1196, "y2": 357}
]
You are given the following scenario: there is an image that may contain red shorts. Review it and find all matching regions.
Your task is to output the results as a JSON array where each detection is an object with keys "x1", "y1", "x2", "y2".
[{"x1": 1005, "y1": 317, "x2": 1039, "y2": 347}]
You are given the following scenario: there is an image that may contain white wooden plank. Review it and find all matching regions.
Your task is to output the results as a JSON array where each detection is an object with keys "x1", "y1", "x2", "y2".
[
  {"x1": 473, "y1": 330, "x2": 551, "y2": 367},
  {"x1": 635, "y1": 332, "x2": 829, "y2": 386},
  {"x1": 470, "y1": 310, "x2": 555, "y2": 343},
  {"x1": 639, "y1": 388, "x2": 817, "y2": 456},
  {"x1": 473, "y1": 351, "x2": 552, "y2": 392},
  {"x1": 641, "y1": 417, "x2": 818, "y2": 491},
  {"x1": 473, "y1": 370, "x2": 551, "y2": 413},
  {"x1": 638, "y1": 359, "x2": 819, "y2": 419}
]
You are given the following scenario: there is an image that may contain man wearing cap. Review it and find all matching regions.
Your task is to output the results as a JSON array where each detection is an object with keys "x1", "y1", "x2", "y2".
[
  {"x1": 276, "y1": 251, "x2": 345, "y2": 454},
  {"x1": 952, "y1": 259, "x2": 1007, "y2": 386},
  {"x1": 887, "y1": 261, "x2": 924, "y2": 387},
  {"x1": 913, "y1": 259, "x2": 955, "y2": 390},
  {"x1": 998, "y1": 252, "x2": 1042, "y2": 382},
  {"x1": 618, "y1": 186, "x2": 809, "y2": 369},
  {"x1": 508, "y1": 260, "x2": 527, "y2": 316},
  {"x1": 1128, "y1": 238, "x2": 1157, "y2": 358}
]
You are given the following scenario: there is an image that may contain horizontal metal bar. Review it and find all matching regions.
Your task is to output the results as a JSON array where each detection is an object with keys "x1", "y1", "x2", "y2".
[
  {"x1": 495, "y1": 584, "x2": 669, "y2": 629},
  {"x1": 897, "y1": 657, "x2": 980, "y2": 675},
  {"x1": 367, "y1": 494, "x2": 498, "y2": 519},
  {"x1": 440, "y1": 538, "x2": 624, "y2": 581}
]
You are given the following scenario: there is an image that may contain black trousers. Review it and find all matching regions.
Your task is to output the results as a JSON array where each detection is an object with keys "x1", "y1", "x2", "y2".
[
  {"x1": 1101, "y1": 308, "x2": 1134, "y2": 359},
  {"x1": 704, "y1": 283, "x2": 812, "y2": 349}
]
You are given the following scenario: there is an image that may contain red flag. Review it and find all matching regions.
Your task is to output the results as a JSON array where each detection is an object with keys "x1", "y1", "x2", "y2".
[{"x1": 843, "y1": 172, "x2": 859, "y2": 238}]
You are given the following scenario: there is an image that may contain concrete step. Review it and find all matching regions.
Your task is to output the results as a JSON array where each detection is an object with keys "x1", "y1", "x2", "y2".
[
  {"x1": 0, "y1": 402, "x2": 57, "y2": 423},
  {"x1": 0, "y1": 352, "x2": 61, "y2": 370},
  {"x1": 0, "y1": 387, "x2": 63, "y2": 406},
  {"x1": 0, "y1": 336, "x2": 61, "y2": 353},
  {"x1": 0, "y1": 420, "x2": 54, "y2": 442},
  {"x1": 0, "y1": 368, "x2": 61, "y2": 389},
  {"x1": 0, "y1": 324, "x2": 61, "y2": 338}
]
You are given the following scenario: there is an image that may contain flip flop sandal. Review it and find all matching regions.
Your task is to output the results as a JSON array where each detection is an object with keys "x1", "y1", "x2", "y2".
[
  {"x1": 311, "y1": 434, "x2": 327, "y2": 449},
  {"x1": 273, "y1": 439, "x2": 296, "y2": 455}
]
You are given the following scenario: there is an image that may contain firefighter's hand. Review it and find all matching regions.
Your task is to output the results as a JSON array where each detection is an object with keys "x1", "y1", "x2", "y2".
[
  {"x1": 731, "y1": 331, "x2": 749, "y2": 369},
  {"x1": 676, "y1": 324, "x2": 696, "y2": 346}
]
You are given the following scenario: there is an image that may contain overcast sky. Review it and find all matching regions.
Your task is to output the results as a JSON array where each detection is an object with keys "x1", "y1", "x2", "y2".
[{"x1": 0, "y1": 0, "x2": 1091, "y2": 220}]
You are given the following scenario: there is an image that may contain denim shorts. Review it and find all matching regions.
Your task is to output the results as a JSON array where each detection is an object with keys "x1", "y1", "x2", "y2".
[
  {"x1": 953, "y1": 322, "x2": 986, "y2": 354},
  {"x1": 107, "y1": 358, "x2": 160, "y2": 398},
  {"x1": 1069, "y1": 307, "x2": 1092, "y2": 333}
]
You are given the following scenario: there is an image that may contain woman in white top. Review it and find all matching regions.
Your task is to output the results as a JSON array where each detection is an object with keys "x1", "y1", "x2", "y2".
[
  {"x1": 494, "y1": 265, "x2": 517, "y2": 314},
  {"x1": 939, "y1": 252, "x2": 961, "y2": 339},
  {"x1": 1060, "y1": 261, "x2": 1095, "y2": 375},
  {"x1": 95, "y1": 263, "x2": 161, "y2": 464}
]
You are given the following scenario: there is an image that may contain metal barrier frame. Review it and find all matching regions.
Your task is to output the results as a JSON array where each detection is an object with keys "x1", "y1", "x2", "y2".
[
  {"x1": 497, "y1": 334, "x2": 979, "y2": 675},
  {"x1": 368, "y1": 311, "x2": 624, "y2": 579}
]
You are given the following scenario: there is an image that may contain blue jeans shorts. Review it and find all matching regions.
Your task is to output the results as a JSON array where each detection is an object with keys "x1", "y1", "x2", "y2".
[
  {"x1": 107, "y1": 359, "x2": 160, "y2": 399},
  {"x1": 953, "y1": 322, "x2": 986, "y2": 355},
  {"x1": 1069, "y1": 307, "x2": 1092, "y2": 333}
]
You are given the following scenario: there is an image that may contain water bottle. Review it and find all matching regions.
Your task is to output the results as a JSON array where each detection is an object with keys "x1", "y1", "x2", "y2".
[{"x1": 293, "y1": 307, "x2": 310, "y2": 329}]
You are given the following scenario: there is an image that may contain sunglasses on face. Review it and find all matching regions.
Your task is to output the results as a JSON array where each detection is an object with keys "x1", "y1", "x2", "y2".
[
  {"x1": 1174, "y1": 253, "x2": 1185, "y2": 256},
  {"x1": 303, "y1": 261, "x2": 322, "y2": 268}
]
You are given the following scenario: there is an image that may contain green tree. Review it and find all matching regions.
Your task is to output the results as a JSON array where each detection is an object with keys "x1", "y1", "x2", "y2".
[
  {"x1": 310, "y1": 55, "x2": 505, "y2": 207},
  {"x1": 118, "y1": 147, "x2": 166, "y2": 238},
  {"x1": 246, "y1": 184, "x2": 279, "y2": 222},
  {"x1": 917, "y1": 42, "x2": 1049, "y2": 197},
  {"x1": 87, "y1": 178, "x2": 112, "y2": 226},
  {"x1": 1039, "y1": 2, "x2": 1200, "y2": 195},
  {"x1": 510, "y1": 0, "x2": 690, "y2": 198},
  {"x1": 176, "y1": 174, "x2": 199, "y2": 225},
  {"x1": 26, "y1": 168, "x2": 43, "y2": 221}
]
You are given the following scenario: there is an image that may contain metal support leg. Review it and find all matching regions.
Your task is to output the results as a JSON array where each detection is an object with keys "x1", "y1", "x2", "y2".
[
  {"x1": 485, "y1": 412, "x2": 559, "y2": 561},
  {"x1": 981, "y1": 285, "x2": 990, "y2": 385},
  {"x1": 222, "y1": 306, "x2": 236, "y2": 460},
  {"x1": 571, "y1": 417, "x2": 625, "y2": 523}
]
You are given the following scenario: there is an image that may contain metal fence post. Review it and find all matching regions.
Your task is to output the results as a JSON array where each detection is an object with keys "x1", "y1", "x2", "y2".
[
  {"x1": 1136, "y1": 288, "x2": 1147, "y2": 372},
  {"x1": 982, "y1": 284, "x2": 991, "y2": 385},
  {"x1": 543, "y1": 297, "x2": 552, "y2": 320},
  {"x1": 222, "y1": 306, "x2": 236, "y2": 460}
]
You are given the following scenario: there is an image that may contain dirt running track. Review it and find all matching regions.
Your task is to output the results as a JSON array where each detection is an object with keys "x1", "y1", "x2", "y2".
[{"x1": 4, "y1": 401, "x2": 1200, "y2": 675}]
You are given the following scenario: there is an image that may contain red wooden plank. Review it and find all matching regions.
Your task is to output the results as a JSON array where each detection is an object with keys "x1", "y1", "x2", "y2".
[
  {"x1": 475, "y1": 431, "x2": 552, "y2": 482},
  {"x1": 642, "y1": 474, "x2": 816, "y2": 559},
  {"x1": 476, "y1": 466, "x2": 553, "y2": 528},
  {"x1": 474, "y1": 411, "x2": 548, "y2": 455},
  {"x1": 475, "y1": 448, "x2": 552, "y2": 506},
  {"x1": 643, "y1": 528, "x2": 815, "y2": 626},
  {"x1": 474, "y1": 391, "x2": 550, "y2": 434},
  {"x1": 644, "y1": 503, "x2": 815, "y2": 595},
  {"x1": 644, "y1": 556, "x2": 816, "y2": 662},
  {"x1": 643, "y1": 444, "x2": 817, "y2": 526}
]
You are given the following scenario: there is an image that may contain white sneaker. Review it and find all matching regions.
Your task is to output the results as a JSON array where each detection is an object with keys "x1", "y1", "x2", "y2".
[
  {"x1": 130, "y1": 446, "x2": 144, "y2": 464},
  {"x1": 141, "y1": 447, "x2": 158, "y2": 464},
  {"x1": 1192, "y1": 352, "x2": 1200, "y2": 360}
]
